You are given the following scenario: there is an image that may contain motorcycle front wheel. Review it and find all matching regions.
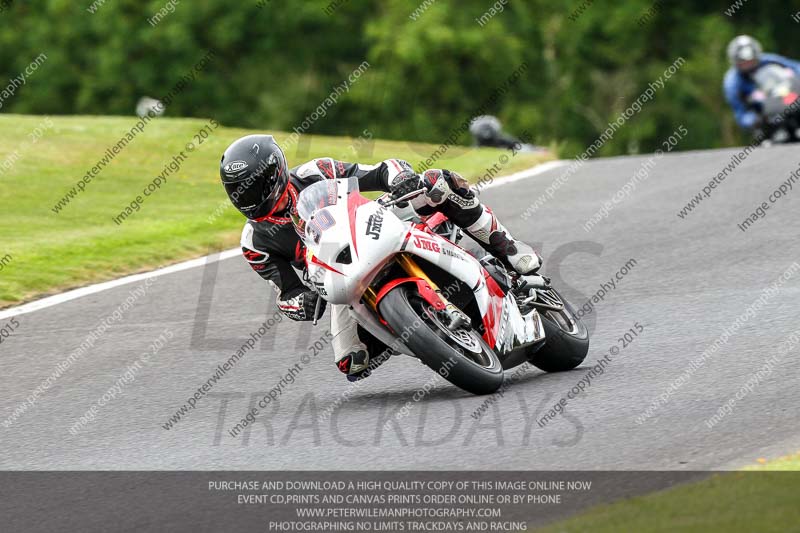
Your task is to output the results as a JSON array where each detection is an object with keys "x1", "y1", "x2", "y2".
[{"x1": 379, "y1": 285, "x2": 504, "y2": 395}]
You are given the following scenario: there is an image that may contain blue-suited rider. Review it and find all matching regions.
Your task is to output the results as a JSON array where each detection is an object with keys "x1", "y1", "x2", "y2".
[{"x1": 723, "y1": 35, "x2": 800, "y2": 133}]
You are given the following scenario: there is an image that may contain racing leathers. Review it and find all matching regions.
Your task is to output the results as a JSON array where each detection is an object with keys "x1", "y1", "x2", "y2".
[
  {"x1": 240, "y1": 157, "x2": 540, "y2": 379},
  {"x1": 724, "y1": 53, "x2": 800, "y2": 130}
]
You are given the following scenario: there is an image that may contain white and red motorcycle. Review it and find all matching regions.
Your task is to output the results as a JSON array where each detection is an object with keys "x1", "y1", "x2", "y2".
[{"x1": 292, "y1": 178, "x2": 589, "y2": 395}]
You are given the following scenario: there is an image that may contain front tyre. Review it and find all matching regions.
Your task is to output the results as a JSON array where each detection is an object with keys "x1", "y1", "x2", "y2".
[
  {"x1": 379, "y1": 285, "x2": 504, "y2": 395},
  {"x1": 528, "y1": 289, "x2": 589, "y2": 372}
]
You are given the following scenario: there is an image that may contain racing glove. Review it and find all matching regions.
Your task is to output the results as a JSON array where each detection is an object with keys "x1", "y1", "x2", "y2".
[
  {"x1": 388, "y1": 170, "x2": 426, "y2": 207},
  {"x1": 277, "y1": 290, "x2": 327, "y2": 322}
]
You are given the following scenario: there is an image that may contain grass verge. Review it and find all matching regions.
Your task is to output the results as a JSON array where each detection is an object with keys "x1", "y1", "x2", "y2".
[
  {"x1": 0, "y1": 114, "x2": 550, "y2": 307},
  {"x1": 535, "y1": 453, "x2": 800, "y2": 532}
]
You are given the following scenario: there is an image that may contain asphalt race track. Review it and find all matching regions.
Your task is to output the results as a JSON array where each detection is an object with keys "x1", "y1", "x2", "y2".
[{"x1": 3, "y1": 146, "x2": 800, "y2": 474}]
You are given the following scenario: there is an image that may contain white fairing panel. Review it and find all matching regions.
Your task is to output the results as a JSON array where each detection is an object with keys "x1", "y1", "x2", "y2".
[
  {"x1": 304, "y1": 198, "x2": 405, "y2": 305},
  {"x1": 298, "y1": 178, "x2": 545, "y2": 354}
]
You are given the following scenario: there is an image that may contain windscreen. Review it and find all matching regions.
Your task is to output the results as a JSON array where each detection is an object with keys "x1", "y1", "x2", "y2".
[
  {"x1": 292, "y1": 178, "x2": 360, "y2": 238},
  {"x1": 753, "y1": 64, "x2": 793, "y2": 94}
]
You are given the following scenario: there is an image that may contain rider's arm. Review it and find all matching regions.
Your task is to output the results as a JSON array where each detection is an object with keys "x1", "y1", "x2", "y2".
[
  {"x1": 723, "y1": 69, "x2": 760, "y2": 130},
  {"x1": 761, "y1": 53, "x2": 800, "y2": 77},
  {"x1": 339, "y1": 158, "x2": 415, "y2": 192},
  {"x1": 240, "y1": 223, "x2": 321, "y2": 321},
  {"x1": 293, "y1": 157, "x2": 413, "y2": 193}
]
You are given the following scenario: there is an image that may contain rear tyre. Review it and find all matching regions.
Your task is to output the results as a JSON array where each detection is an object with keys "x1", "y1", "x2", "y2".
[
  {"x1": 380, "y1": 285, "x2": 504, "y2": 395},
  {"x1": 528, "y1": 291, "x2": 589, "y2": 372}
]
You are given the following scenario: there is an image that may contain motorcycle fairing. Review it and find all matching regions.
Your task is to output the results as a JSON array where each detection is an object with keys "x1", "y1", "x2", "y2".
[{"x1": 300, "y1": 179, "x2": 544, "y2": 355}]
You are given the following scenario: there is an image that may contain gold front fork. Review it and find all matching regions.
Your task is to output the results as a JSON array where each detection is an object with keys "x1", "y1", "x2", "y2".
[
  {"x1": 396, "y1": 253, "x2": 442, "y2": 291},
  {"x1": 363, "y1": 253, "x2": 443, "y2": 311},
  {"x1": 363, "y1": 286, "x2": 378, "y2": 310},
  {"x1": 365, "y1": 254, "x2": 470, "y2": 328}
]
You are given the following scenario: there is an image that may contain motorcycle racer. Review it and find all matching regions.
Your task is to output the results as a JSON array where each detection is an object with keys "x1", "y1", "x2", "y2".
[
  {"x1": 219, "y1": 134, "x2": 542, "y2": 380},
  {"x1": 724, "y1": 35, "x2": 800, "y2": 133}
]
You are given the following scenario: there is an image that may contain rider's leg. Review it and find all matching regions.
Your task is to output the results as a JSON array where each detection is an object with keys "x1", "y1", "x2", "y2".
[
  {"x1": 331, "y1": 304, "x2": 394, "y2": 381},
  {"x1": 331, "y1": 304, "x2": 369, "y2": 375},
  {"x1": 411, "y1": 169, "x2": 542, "y2": 274}
]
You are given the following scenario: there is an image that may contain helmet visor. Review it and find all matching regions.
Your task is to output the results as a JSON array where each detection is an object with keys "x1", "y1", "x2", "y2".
[
  {"x1": 224, "y1": 176, "x2": 270, "y2": 218},
  {"x1": 737, "y1": 58, "x2": 759, "y2": 73}
]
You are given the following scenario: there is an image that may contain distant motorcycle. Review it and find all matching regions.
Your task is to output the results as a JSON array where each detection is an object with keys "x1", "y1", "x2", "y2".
[
  {"x1": 292, "y1": 178, "x2": 589, "y2": 395},
  {"x1": 469, "y1": 115, "x2": 548, "y2": 153},
  {"x1": 749, "y1": 64, "x2": 800, "y2": 144}
]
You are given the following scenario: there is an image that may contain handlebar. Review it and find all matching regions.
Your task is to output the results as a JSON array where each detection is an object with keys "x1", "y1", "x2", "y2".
[{"x1": 379, "y1": 188, "x2": 426, "y2": 208}]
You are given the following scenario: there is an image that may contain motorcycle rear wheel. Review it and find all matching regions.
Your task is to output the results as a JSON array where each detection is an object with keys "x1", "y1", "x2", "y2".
[
  {"x1": 528, "y1": 289, "x2": 589, "y2": 372},
  {"x1": 379, "y1": 285, "x2": 504, "y2": 395}
]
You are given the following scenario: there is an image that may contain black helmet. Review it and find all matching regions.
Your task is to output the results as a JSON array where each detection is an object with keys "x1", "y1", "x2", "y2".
[
  {"x1": 220, "y1": 134, "x2": 289, "y2": 220},
  {"x1": 469, "y1": 115, "x2": 503, "y2": 143},
  {"x1": 727, "y1": 35, "x2": 763, "y2": 73}
]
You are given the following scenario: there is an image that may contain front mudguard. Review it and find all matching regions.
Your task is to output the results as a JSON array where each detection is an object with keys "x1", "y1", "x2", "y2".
[{"x1": 374, "y1": 277, "x2": 445, "y2": 326}]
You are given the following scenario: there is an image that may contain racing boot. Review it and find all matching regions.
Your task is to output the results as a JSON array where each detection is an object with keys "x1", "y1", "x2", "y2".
[
  {"x1": 331, "y1": 305, "x2": 393, "y2": 382},
  {"x1": 331, "y1": 304, "x2": 370, "y2": 379},
  {"x1": 465, "y1": 206, "x2": 542, "y2": 275}
]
